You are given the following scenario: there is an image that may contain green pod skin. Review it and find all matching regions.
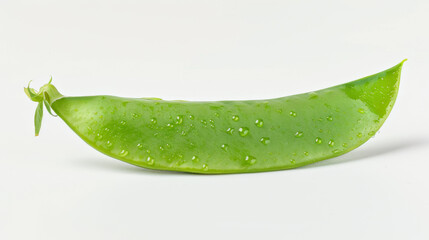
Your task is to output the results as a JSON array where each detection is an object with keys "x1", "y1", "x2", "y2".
[{"x1": 25, "y1": 61, "x2": 405, "y2": 174}]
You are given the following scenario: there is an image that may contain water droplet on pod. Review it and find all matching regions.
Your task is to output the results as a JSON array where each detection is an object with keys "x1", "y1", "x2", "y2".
[
  {"x1": 255, "y1": 119, "x2": 264, "y2": 127},
  {"x1": 119, "y1": 150, "x2": 129, "y2": 157},
  {"x1": 146, "y1": 156, "x2": 154, "y2": 165},
  {"x1": 226, "y1": 127, "x2": 235, "y2": 135},
  {"x1": 238, "y1": 127, "x2": 249, "y2": 137},
  {"x1": 202, "y1": 164, "x2": 209, "y2": 171},
  {"x1": 244, "y1": 155, "x2": 256, "y2": 165},
  {"x1": 260, "y1": 137, "x2": 270, "y2": 145},
  {"x1": 175, "y1": 115, "x2": 183, "y2": 124},
  {"x1": 221, "y1": 144, "x2": 229, "y2": 151},
  {"x1": 96, "y1": 133, "x2": 103, "y2": 140},
  {"x1": 294, "y1": 131, "x2": 303, "y2": 138},
  {"x1": 192, "y1": 156, "x2": 200, "y2": 163}
]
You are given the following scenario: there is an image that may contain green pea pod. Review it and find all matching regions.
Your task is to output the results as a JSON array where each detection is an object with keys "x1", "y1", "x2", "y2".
[{"x1": 25, "y1": 60, "x2": 405, "y2": 174}]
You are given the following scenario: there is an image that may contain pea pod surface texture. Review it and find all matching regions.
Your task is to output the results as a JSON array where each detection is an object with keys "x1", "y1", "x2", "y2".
[{"x1": 25, "y1": 61, "x2": 405, "y2": 174}]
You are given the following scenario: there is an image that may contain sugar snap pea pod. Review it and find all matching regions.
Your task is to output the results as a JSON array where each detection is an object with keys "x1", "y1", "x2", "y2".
[{"x1": 25, "y1": 61, "x2": 405, "y2": 174}]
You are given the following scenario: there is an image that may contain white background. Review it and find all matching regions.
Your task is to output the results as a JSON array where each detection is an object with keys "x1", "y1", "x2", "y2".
[{"x1": 1, "y1": 0, "x2": 429, "y2": 239}]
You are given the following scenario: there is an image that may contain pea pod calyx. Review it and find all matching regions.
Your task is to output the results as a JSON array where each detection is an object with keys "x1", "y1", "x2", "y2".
[{"x1": 25, "y1": 77, "x2": 63, "y2": 135}]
